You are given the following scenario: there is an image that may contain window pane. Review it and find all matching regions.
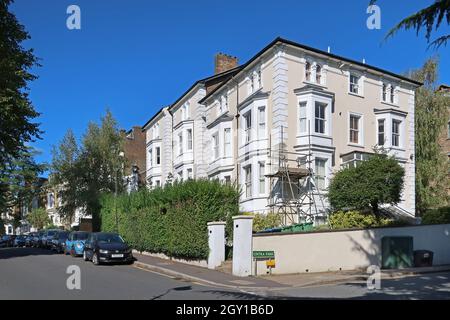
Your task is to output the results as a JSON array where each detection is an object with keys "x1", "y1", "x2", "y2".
[{"x1": 259, "y1": 163, "x2": 265, "y2": 194}]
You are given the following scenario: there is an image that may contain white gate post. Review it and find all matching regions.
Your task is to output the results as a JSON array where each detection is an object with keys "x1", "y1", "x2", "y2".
[
  {"x1": 207, "y1": 221, "x2": 226, "y2": 269},
  {"x1": 232, "y1": 215, "x2": 254, "y2": 277}
]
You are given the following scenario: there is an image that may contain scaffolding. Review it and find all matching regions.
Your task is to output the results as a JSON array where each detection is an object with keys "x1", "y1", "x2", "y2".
[{"x1": 266, "y1": 125, "x2": 329, "y2": 226}]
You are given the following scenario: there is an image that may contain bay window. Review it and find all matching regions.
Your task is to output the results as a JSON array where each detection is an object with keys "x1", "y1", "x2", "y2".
[
  {"x1": 258, "y1": 106, "x2": 266, "y2": 138},
  {"x1": 392, "y1": 119, "x2": 401, "y2": 147},
  {"x1": 299, "y1": 102, "x2": 307, "y2": 133},
  {"x1": 187, "y1": 129, "x2": 193, "y2": 151},
  {"x1": 315, "y1": 159, "x2": 326, "y2": 190},
  {"x1": 244, "y1": 165, "x2": 252, "y2": 198},
  {"x1": 224, "y1": 128, "x2": 231, "y2": 157}
]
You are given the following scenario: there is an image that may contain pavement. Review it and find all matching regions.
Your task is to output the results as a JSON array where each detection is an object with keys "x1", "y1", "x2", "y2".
[{"x1": 133, "y1": 251, "x2": 450, "y2": 290}]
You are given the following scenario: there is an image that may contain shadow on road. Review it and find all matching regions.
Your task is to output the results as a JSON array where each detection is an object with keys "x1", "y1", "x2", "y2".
[{"x1": 0, "y1": 247, "x2": 59, "y2": 260}]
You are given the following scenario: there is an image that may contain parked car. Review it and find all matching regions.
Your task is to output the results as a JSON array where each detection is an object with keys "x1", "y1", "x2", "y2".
[
  {"x1": 41, "y1": 229, "x2": 59, "y2": 249},
  {"x1": 65, "y1": 231, "x2": 90, "y2": 256},
  {"x1": 0, "y1": 235, "x2": 10, "y2": 248},
  {"x1": 33, "y1": 230, "x2": 45, "y2": 248},
  {"x1": 25, "y1": 233, "x2": 36, "y2": 247},
  {"x1": 13, "y1": 235, "x2": 26, "y2": 247},
  {"x1": 83, "y1": 232, "x2": 133, "y2": 265},
  {"x1": 1, "y1": 235, "x2": 16, "y2": 247},
  {"x1": 50, "y1": 231, "x2": 69, "y2": 253}
]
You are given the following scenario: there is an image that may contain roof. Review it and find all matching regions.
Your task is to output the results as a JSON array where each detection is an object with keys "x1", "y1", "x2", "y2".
[
  {"x1": 141, "y1": 106, "x2": 168, "y2": 131},
  {"x1": 141, "y1": 67, "x2": 242, "y2": 131},
  {"x1": 200, "y1": 37, "x2": 423, "y2": 104},
  {"x1": 168, "y1": 66, "x2": 242, "y2": 112}
]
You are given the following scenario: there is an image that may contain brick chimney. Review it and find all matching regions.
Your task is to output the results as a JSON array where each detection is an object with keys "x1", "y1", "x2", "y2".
[{"x1": 214, "y1": 53, "x2": 238, "y2": 74}]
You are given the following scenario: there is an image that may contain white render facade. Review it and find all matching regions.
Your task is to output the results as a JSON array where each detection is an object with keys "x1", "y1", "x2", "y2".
[{"x1": 142, "y1": 38, "x2": 420, "y2": 216}]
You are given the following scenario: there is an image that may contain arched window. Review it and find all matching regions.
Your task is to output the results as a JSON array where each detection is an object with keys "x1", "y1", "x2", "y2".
[
  {"x1": 315, "y1": 64, "x2": 322, "y2": 84},
  {"x1": 305, "y1": 61, "x2": 311, "y2": 82}
]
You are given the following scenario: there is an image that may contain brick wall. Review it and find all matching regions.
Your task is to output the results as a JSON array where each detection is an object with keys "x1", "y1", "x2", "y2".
[{"x1": 123, "y1": 126, "x2": 146, "y2": 184}]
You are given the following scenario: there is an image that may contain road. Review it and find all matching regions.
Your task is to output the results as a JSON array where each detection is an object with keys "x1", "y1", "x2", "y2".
[
  {"x1": 1, "y1": 247, "x2": 450, "y2": 300},
  {"x1": 0, "y1": 247, "x2": 255, "y2": 300}
]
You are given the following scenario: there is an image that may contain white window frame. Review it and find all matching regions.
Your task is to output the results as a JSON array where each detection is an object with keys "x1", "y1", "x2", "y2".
[
  {"x1": 377, "y1": 119, "x2": 386, "y2": 146},
  {"x1": 244, "y1": 165, "x2": 252, "y2": 198},
  {"x1": 155, "y1": 146, "x2": 161, "y2": 165},
  {"x1": 349, "y1": 73, "x2": 360, "y2": 95},
  {"x1": 298, "y1": 101, "x2": 307, "y2": 134},
  {"x1": 258, "y1": 106, "x2": 266, "y2": 139},
  {"x1": 224, "y1": 128, "x2": 231, "y2": 158},
  {"x1": 258, "y1": 162, "x2": 265, "y2": 195},
  {"x1": 178, "y1": 132, "x2": 183, "y2": 155},
  {"x1": 314, "y1": 102, "x2": 327, "y2": 134},
  {"x1": 149, "y1": 148, "x2": 153, "y2": 167},
  {"x1": 212, "y1": 133, "x2": 219, "y2": 160},
  {"x1": 243, "y1": 111, "x2": 252, "y2": 144},
  {"x1": 187, "y1": 129, "x2": 193, "y2": 151},
  {"x1": 392, "y1": 119, "x2": 401, "y2": 148},
  {"x1": 348, "y1": 112, "x2": 363, "y2": 146},
  {"x1": 314, "y1": 158, "x2": 327, "y2": 190}
]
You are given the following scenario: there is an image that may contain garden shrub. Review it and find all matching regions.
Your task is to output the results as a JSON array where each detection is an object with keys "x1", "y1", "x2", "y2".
[
  {"x1": 99, "y1": 179, "x2": 239, "y2": 260},
  {"x1": 250, "y1": 212, "x2": 282, "y2": 232},
  {"x1": 328, "y1": 211, "x2": 394, "y2": 230},
  {"x1": 421, "y1": 207, "x2": 450, "y2": 225}
]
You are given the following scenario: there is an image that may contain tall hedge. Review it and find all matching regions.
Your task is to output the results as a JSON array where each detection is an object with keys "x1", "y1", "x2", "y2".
[{"x1": 99, "y1": 179, "x2": 239, "y2": 260}]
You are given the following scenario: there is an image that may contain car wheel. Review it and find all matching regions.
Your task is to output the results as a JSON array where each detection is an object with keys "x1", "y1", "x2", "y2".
[
  {"x1": 92, "y1": 252, "x2": 100, "y2": 266},
  {"x1": 83, "y1": 250, "x2": 89, "y2": 261}
]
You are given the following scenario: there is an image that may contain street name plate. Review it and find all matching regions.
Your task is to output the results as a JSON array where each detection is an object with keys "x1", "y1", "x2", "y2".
[{"x1": 253, "y1": 251, "x2": 275, "y2": 259}]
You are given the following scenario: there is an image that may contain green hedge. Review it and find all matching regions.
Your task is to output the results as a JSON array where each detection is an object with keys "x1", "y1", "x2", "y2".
[
  {"x1": 99, "y1": 179, "x2": 240, "y2": 260},
  {"x1": 329, "y1": 211, "x2": 396, "y2": 230},
  {"x1": 422, "y1": 207, "x2": 450, "y2": 225}
]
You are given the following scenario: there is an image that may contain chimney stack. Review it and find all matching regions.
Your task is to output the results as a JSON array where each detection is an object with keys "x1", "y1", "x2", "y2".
[{"x1": 214, "y1": 53, "x2": 238, "y2": 74}]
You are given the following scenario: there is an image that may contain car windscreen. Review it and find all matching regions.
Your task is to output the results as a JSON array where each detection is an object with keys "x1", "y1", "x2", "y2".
[
  {"x1": 96, "y1": 234, "x2": 124, "y2": 244},
  {"x1": 73, "y1": 233, "x2": 89, "y2": 240},
  {"x1": 47, "y1": 231, "x2": 58, "y2": 236}
]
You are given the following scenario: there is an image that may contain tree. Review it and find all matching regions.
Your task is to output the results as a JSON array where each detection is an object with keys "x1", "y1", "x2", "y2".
[
  {"x1": 27, "y1": 208, "x2": 50, "y2": 230},
  {"x1": 0, "y1": 147, "x2": 46, "y2": 214},
  {"x1": 50, "y1": 110, "x2": 125, "y2": 231},
  {"x1": 371, "y1": 0, "x2": 450, "y2": 48},
  {"x1": 407, "y1": 58, "x2": 450, "y2": 213},
  {"x1": 328, "y1": 151, "x2": 405, "y2": 214},
  {"x1": 0, "y1": 0, "x2": 43, "y2": 216},
  {"x1": 0, "y1": 0, "x2": 42, "y2": 169}
]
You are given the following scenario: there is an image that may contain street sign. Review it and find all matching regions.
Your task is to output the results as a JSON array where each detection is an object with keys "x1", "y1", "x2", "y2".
[{"x1": 253, "y1": 251, "x2": 275, "y2": 259}]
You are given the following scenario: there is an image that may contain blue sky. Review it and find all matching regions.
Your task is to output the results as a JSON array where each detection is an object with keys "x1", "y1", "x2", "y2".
[{"x1": 10, "y1": 0, "x2": 450, "y2": 169}]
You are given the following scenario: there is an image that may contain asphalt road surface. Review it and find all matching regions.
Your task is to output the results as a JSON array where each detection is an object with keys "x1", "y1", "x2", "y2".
[
  {"x1": 1, "y1": 247, "x2": 450, "y2": 300},
  {"x1": 0, "y1": 247, "x2": 255, "y2": 300}
]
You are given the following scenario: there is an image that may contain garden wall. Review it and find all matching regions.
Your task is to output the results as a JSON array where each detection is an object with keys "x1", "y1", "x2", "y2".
[{"x1": 252, "y1": 224, "x2": 450, "y2": 275}]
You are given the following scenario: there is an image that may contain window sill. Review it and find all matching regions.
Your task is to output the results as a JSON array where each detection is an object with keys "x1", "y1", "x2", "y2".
[
  {"x1": 381, "y1": 100, "x2": 398, "y2": 107},
  {"x1": 302, "y1": 80, "x2": 327, "y2": 88},
  {"x1": 347, "y1": 143, "x2": 365, "y2": 148},
  {"x1": 348, "y1": 91, "x2": 364, "y2": 98}
]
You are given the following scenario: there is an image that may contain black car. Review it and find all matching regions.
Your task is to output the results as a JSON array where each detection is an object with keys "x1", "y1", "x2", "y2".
[
  {"x1": 50, "y1": 231, "x2": 69, "y2": 253},
  {"x1": 83, "y1": 232, "x2": 134, "y2": 265}
]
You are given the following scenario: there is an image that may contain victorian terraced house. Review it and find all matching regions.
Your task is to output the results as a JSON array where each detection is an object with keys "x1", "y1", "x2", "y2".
[{"x1": 142, "y1": 37, "x2": 421, "y2": 222}]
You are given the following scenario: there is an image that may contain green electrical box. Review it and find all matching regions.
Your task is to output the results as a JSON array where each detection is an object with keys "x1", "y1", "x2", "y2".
[{"x1": 381, "y1": 236, "x2": 414, "y2": 269}]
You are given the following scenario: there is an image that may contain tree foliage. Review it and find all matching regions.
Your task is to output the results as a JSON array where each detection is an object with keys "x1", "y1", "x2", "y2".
[
  {"x1": 406, "y1": 58, "x2": 450, "y2": 213},
  {"x1": 0, "y1": 0, "x2": 41, "y2": 168},
  {"x1": 27, "y1": 207, "x2": 50, "y2": 230},
  {"x1": 328, "y1": 151, "x2": 405, "y2": 214},
  {"x1": 0, "y1": 0, "x2": 43, "y2": 216},
  {"x1": 371, "y1": 0, "x2": 450, "y2": 48},
  {"x1": 50, "y1": 110, "x2": 125, "y2": 230}
]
